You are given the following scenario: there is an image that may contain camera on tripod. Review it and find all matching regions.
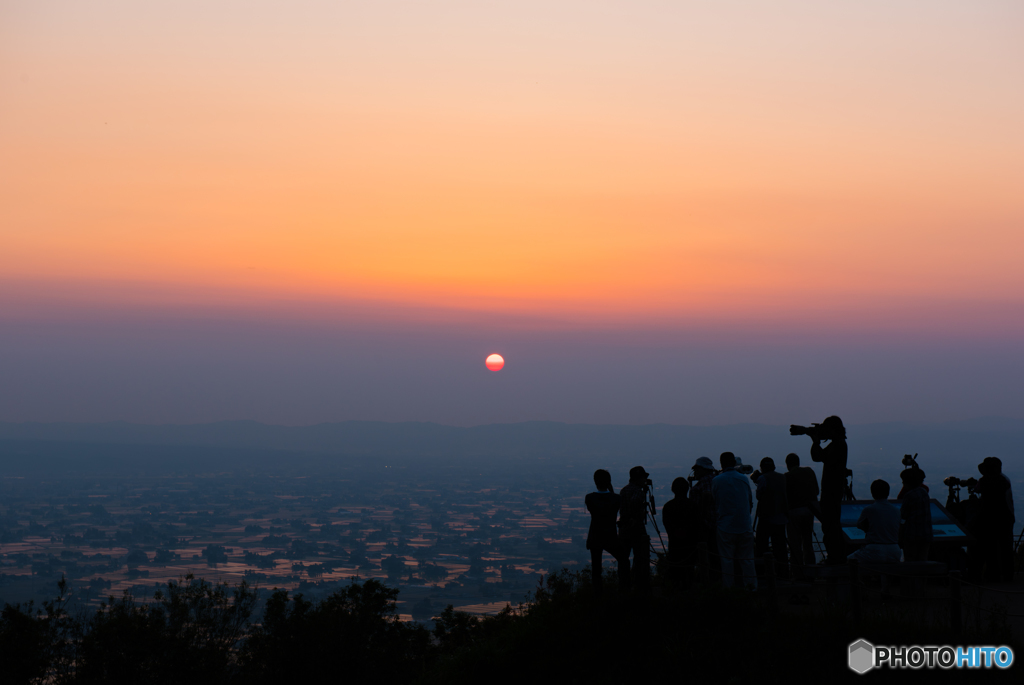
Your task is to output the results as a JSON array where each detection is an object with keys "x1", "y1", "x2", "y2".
[
  {"x1": 902, "y1": 453, "x2": 920, "y2": 469},
  {"x1": 943, "y1": 476, "x2": 978, "y2": 491},
  {"x1": 943, "y1": 475, "x2": 978, "y2": 509}
]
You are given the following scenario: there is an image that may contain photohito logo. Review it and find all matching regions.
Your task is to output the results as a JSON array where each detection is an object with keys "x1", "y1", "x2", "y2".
[{"x1": 849, "y1": 639, "x2": 1014, "y2": 673}]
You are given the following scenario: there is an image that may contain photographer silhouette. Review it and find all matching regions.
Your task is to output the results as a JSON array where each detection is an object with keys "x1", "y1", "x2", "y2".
[
  {"x1": 972, "y1": 457, "x2": 1015, "y2": 582},
  {"x1": 791, "y1": 415, "x2": 848, "y2": 565},
  {"x1": 618, "y1": 466, "x2": 653, "y2": 594},
  {"x1": 585, "y1": 469, "x2": 630, "y2": 596},
  {"x1": 688, "y1": 456, "x2": 720, "y2": 581}
]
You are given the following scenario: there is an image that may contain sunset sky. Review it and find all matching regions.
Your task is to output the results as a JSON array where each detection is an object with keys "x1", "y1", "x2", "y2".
[{"x1": 2, "y1": 1, "x2": 1023, "y2": 426}]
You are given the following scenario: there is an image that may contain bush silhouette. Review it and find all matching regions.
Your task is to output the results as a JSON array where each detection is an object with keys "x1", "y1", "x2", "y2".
[{"x1": 238, "y1": 579, "x2": 430, "y2": 684}]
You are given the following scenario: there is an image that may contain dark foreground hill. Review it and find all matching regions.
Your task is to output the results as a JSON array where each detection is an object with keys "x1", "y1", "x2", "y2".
[{"x1": 2, "y1": 569, "x2": 1017, "y2": 685}]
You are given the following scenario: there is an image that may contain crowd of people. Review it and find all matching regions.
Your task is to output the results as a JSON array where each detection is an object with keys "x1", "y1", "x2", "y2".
[{"x1": 585, "y1": 415, "x2": 1018, "y2": 595}]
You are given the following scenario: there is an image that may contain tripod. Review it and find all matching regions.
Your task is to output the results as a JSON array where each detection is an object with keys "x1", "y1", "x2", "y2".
[
  {"x1": 843, "y1": 469, "x2": 856, "y2": 502},
  {"x1": 642, "y1": 482, "x2": 668, "y2": 560}
]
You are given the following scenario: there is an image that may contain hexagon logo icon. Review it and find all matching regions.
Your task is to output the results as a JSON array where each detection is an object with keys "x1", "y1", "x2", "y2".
[{"x1": 848, "y1": 639, "x2": 875, "y2": 674}]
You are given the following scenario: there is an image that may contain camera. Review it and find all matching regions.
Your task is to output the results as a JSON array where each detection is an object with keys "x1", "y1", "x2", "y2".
[
  {"x1": 735, "y1": 464, "x2": 753, "y2": 475},
  {"x1": 789, "y1": 423, "x2": 826, "y2": 440},
  {"x1": 790, "y1": 422, "x2": 843, "y2": 442},
  {"x1": 943, "y1": 475, "x2": 978, "y2": 509},
  {"x1": 902, "y1": 453, "x2": 920, "y2": 469}
]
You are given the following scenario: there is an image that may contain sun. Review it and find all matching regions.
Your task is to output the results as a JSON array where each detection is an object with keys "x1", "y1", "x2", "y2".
[{"x1": 485, "y1": 353, "x2": 505, "y2": 372}]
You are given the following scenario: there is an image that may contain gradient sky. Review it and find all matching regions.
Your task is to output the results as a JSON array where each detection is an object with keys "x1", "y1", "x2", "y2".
[{"x1": 2, "y1": 1, "x2": 1023, "y2": 425}]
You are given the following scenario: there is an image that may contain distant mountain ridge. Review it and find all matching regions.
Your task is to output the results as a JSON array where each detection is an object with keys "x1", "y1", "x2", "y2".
[{"x1": 0, "y1": 418, "x2": 1021, "y2": 470}]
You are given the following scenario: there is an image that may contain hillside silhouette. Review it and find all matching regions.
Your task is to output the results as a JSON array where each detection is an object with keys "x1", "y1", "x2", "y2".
[{"x1": 3, "y1": 568, "x2": 1016, "y2": 684}]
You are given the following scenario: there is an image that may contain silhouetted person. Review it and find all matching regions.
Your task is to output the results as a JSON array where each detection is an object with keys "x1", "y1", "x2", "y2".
[
  {"x1": 973, "y1": 457, "x2": 1015, "y2": 582},
  {"x1": 784, "y1": 453, "x2": 819, "y2": 580},
  {"x1": 807, "y1": 415, "x2": 848, "y2": 564},
  {"x1": 753, "y1": 457, "x2": 788, "y2": 578},
  {"x1": 896, "y1": 468, "x2": 930, "y2": 499},
  {"x1": 711, "y1": 452, "x2": 756, "y2": 589},
  {"x1": 689, "y1": 456, "x2": 720, "y2": 581},
  {"x1": 618, "y1": 466, "x2": 652, "y2": 594},
  {"x1": 899, "y1": 467, "x2": 932, "y2": 562},
  {"x1": 585, "y1": 469, "x2": 630, "y2": 595},
  {"x1": 662, "y1": 477, "x2": 698, "y2": 587},
  {"x1": 849, "y1": 480, "x2": 900, "y2": 563}
]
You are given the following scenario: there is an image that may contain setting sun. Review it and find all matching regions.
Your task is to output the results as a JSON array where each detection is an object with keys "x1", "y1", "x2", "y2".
[{"x1": 485, "y1": 354, "x2": 505, "y2": 372}]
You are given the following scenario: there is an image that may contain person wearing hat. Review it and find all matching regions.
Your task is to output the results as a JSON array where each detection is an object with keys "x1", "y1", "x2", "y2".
[
  {"x1": 809, "y1": 415, "x2": 848, "y2": 564},
  {"x1": 618, "y1": 465, "x2": 653, "y2": 594},
  {"x1": 689, "y1": 456, "x2": 720, "y2": 580},
  {"x1": 899, "y1": 467, "x2": 932, "y2": 562},
  {"x1": 585, "y1": 469, "x2": 630, "y2": 595},
  {"x1": 973, "y1": 457, "x2": 1015, "y2": 582}
]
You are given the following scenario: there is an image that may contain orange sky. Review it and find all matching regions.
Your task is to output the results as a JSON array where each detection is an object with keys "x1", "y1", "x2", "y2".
[{"x1": 3, "y1": 1, "x2": 1023, "y2": 328}]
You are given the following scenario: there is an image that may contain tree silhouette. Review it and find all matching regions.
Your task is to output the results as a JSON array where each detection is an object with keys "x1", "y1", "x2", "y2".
[{"x1": 238, "y1": 579, "x2": 430, "y2": 684}]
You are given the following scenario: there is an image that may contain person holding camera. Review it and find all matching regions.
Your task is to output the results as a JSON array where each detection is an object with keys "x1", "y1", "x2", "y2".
[
  {"x1": 752, "y1": 457, "x2": 789, "y2": 579},
  {"x1": 899, "y1": 467, "x2": 932, "y2": 562},
  {"x1": 585, "y1": 469, "x2": 630, "y2": 596},
  {"x1": 849, "y1": 480, "x2": 901, "y2": 563},
  {"x1": 795, "y1": 415, "x2": 848, "y2": 565},
  {"x1": 896, "y1": 455, "x2": 928, "y2": 499},
  {"x1": 973, "y1": 457, "x2": 1015, "y2": 582},
  {"x1": 689, "y1": 456, "x2": 719, "y2": 580},
  {"x1": 711, "y1": 452, "x2": 757, "y2": 589},
  {"x1": 618, "y1": 466, "x2": 653, "y2": 594},
  {"x1": 784, "y1": 453, "x2": 819, "y2": 579}
]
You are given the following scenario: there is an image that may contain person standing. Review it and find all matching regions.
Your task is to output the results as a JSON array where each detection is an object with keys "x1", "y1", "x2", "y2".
[
  {"x1": 585, "y1": 469, "x2": 629, "y2": 595},
  {"x1": 974, "y1": 457, "x2": 1016, "y2": 582},
  {"x1": 784, "y1": 453, "x2": 819, "y2": 579},
  {"x1": 899, "y1": 467, "x2": 933, "y2": 562},
  {"x1": 807, "y1": 416, "x2": 848, "y2": 565},
  {"x1": 689, "y1": 456, "x2": 719, "y2": 580},
  {"x1": 711, "y1": 452, "x2": 756, "y2": 589},
  {"x1": 753, "y1": 457, "x2": 789, "y2": 578},
  {"x1": 662, "y1": 477, "x2": 699, "y2": 587},
  {"x1": 618, "y1": 466, "x2": 653, "y2": 594}
]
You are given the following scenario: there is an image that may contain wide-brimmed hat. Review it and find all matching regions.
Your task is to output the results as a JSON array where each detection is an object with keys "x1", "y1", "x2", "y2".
[
  {"x1": 692, "y1": 456, "x2": 714, "y2": 471},
  {"x1": 978, "y1": 457, "x2": 1002, "y2": 475}
]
